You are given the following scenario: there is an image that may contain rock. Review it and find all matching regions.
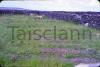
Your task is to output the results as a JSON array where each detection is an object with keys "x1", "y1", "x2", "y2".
[
  {"x1": 84, "y1": 23, "x2": 89, "y2": 27},
  {"x1": 96, "y1": 33, "x2": 100, "y2": 39},
  {"x1": 34, "y1": 15, "x2": 43, "y2": 20},
  {"x1": 75, "y1": 63, "x2": 100, "y2": 67}
]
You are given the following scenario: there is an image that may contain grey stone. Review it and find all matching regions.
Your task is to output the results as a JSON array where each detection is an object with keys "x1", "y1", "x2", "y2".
[{"x1": 75, "y1": 63, "x2": 100, "y2": 67}]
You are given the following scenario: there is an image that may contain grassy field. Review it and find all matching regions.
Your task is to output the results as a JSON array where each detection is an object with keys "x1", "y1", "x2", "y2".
[{"x1": 0, "y1": 15, "x2": 100, "y2": 67}]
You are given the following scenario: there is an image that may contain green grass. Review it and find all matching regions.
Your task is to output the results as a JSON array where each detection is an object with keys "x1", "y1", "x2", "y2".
[
  {"x1": 65, "y1": 54, "x2": 80, "y2": 59},
  {"x1": 5, "y1": 59, "x2": 63, "y2": 67},
  {"x1": 0, "y1": 15, "x2": 100, "y2": 67}
]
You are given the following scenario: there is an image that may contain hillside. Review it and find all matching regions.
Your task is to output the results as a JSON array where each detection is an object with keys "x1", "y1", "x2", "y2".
[{"x1": 0, "y1": 14, "x2": 100, "y2": 67}]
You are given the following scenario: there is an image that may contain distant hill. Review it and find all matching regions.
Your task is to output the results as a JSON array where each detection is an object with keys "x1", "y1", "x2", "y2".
[{"x1": 0, "y1": 7, "x2": 30, "y2": 10}]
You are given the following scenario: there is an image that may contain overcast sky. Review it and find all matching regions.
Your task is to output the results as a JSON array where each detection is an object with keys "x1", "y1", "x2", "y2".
[{"x1": 0, "y1": 0, "x2": 100, "y2": 11}]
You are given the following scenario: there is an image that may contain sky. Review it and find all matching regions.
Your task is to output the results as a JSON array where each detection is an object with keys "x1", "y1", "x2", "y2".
[{"x1": 0, "y1": 0, "x2": 100, "y2": 11}]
